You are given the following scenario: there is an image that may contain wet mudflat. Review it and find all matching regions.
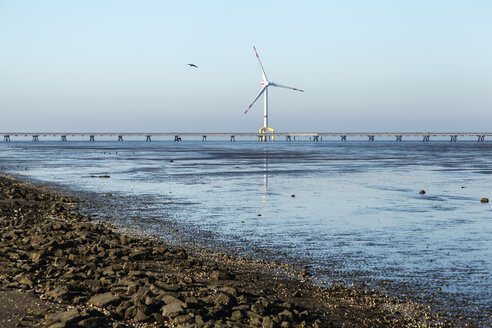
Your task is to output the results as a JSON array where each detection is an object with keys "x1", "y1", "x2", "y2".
[
  {"x1": 0, "y1": 174, "x2": 461, "y2": 327},
  {"x1": 1, "y1": 139, "x2": 491, "y2": 326}
]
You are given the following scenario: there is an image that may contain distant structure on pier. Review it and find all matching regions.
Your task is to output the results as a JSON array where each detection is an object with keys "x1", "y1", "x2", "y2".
[{"x1": 244, "y1": 47, "x2": 304, "y2": 141}]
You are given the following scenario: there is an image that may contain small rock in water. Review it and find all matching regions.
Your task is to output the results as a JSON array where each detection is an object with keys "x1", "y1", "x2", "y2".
[
  {"x1": 419, "y1": 190, "x2": 426, "y2": 194},
  {"x1": 291, "y1": 194, "x2": 295, "y2": 197},
  {"x1": 480, "y1": 198, "x2": 489, "y2": 203},
  {"x1": 257, "y1": 214, "x2": 262, "y2": 217},
  {"x1": 170, "y1": 160, "x2": 174, "y2": 163}
]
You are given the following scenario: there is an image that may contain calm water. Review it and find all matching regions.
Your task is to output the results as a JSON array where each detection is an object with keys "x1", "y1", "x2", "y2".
[{"x1": 1, "y1": 138, "x2": 491, "y2": 322}]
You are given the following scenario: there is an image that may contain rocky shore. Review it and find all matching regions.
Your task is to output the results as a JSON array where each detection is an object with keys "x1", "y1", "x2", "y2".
[{"x1": 0, "y1": 174, "x2": 459, "y2": 327}]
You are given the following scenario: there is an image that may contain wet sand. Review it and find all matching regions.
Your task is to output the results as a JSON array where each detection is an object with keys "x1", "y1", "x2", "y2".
[{"x1": 0, "y1": 174, "x2": 477, "y2": 327}]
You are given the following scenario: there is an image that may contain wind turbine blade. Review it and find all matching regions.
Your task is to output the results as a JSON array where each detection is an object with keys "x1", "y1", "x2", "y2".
[
  {"x1": 244, "y1": 86, "x2": 267, "y2": 114},
  {"x1": 270, "y1": 82, "x2": 304, "y2": 92},
  {"x1": 253, "y1": 46, "x2": 268, "y2": 82}
]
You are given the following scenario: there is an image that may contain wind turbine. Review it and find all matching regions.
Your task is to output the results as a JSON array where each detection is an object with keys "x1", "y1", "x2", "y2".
[{"x1": 244, "y1": 47, "x2": 304, "y2": 141}]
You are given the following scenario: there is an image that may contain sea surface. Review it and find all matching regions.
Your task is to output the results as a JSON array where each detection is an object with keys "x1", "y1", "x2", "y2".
[{"x1": 1, "y1": 137, "x2": 491, "y2": 324}]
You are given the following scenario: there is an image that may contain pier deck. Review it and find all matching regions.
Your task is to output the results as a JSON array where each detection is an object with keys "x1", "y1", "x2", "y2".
[{"x1": 2, "y1": 132, "x2": 491, "y2": 142}]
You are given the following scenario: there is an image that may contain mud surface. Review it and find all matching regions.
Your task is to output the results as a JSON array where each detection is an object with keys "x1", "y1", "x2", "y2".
[{"x1": 0, "y1": 174, "x2": 482, "y2": 327}]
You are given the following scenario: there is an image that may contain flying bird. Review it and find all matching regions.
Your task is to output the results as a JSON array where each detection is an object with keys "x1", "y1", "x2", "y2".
[{"x1": 187, "y1": 63, "x2": 198, "y2": 68}]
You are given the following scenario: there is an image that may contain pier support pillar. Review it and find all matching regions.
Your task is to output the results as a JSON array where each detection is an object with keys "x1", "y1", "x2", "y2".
[
  {"x1": 146, "y1": 136, "x2": 152, "y2": 142},
  {"x1": 423, "y1": 135, "x2": 430, "y2": 142},
  {"x1": 174, "y1": 135, "x2": 181, "y2": 142},
  {"x1": 32, "y1": 135, "x2": 39, "y2": 142},
  {"x1": 312, "y1": 136, "x2": 319, "y2": 142},
  {"x1": 396, "y1": 135, "x2": 402, "y2": 142},
  {"x1": 89, "y1": 136, "x2": 95, "y2": 142},
  {"x1": 118, "y1": 135, "x2": 123, "y2": 142},
  {"x1": 3, "y1": 135, "x2": 10, "y2": 142},
  {"x1": 202, "y1": 135, "x2": 207, "y2": 142},
  {"x1": 368, "y1": 135, "x2": 375, "y2": 142},
  {"x1": 341, "y1": 135, "x2": 347, "y2": 141},
  {"x1": 450, "y1": 135, "x2": 458, "y2": 142},
  {"x1": 477, "y1": 135, "x2": 485, "y2": 142},
  {"x1": 230, "y1": 135, "x2": 235, "y2": 142},
  {"x1": 61, "y1": 135, "x2": 67, "y2": 142},
  {"x1": 286, "y1": 136, "x2": 292, "y2": 142}
]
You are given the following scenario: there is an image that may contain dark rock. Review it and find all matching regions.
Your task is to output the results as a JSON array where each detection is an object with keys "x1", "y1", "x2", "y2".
[
  {"x1": 480, "y1": 197, "x2": 489, "y2": 203},
  {"x1": 162, "y1": 294, "x2": 187, "y2": 308},
  {"x1": 45, "y1": 308, "x2": 87, "y2": 326},
  {"x1": 173, "y1": 313, "x2": 194, "y2": 325},
  {"x1": 251, "y1": 302, "x2": 266, "y2": 316},
  {"x1": 88, "y1": 292, "x2": 121, "y2": 307},
  {"x1": 419, "y1": 189, "x2": 426, "y2": 194},
  {"x1": 115, "y1": 300, "x2": 133, "y2": 318},
  {"x1": 278, "y1": 309, "x2": 293, "y2": 321},
  {"x1": 45, "y1": 286, "x2": 73, "y2": 302},
  {"x1": 231, "y1": 310, "x2": 243, "y2": 321},
  {"x1": 133, "y1": 309, "x2": 150, "y2": 322},
  {"x1": 78, "y1": 316, "x2": 106, "y2": 328},
  {"x1": 161, "y1": 303, "x2": 185, "y2": 318},
  {"x1": 219, "y1": 286, "x2": 237, "y2": 296},
  {"x1": 262, "y1": 316, "x2": 275, "y2": 328},
  {"x1": 124, "y1": 305, "x2": 137, "y2": 320},
  {"x1": 215, "y1": 293, "x2": 235, "y2": 308}
]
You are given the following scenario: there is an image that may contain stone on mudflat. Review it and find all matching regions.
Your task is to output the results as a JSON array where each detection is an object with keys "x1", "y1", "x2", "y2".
[
  {"x1": 251, "y1": 302, "x2": 266, "y2": 316},
  {"x1": 45, "y1": 286, "x2": 73, "y2": 302},
  {"x1": 115, "y1": 300, "x2": 133, "y2": 318},
  {"x1": 173, "y1": 313, "x2": 194, "y2": 325},
  {"x1": 145, "y1": 295, "x2": 162, "y2": 307},
  {"x1": 124, "y1": 305, "x2": 137, "y2": 320},
  {"x1": 161, "y1": 303, "x2": 185, "y2": 318},
  {"x1": 184, "y1": 296, "x2": 199, "y2": 307},
  {"x1": 133, "y1": 309, "x2": 150, "y2": 322},
  {"x1": 78, "y1": 317, "x2": 106, "y2": 328},
  {"x1": 88, "y1": 292, "x2": 121, "y2": 307},
  {"x1": 278, "y1": 309, "x2": 293, "y2": 321},
  {"x1": 262, "y1": 316, "x2": 275, "y2": 328},
  {"x1": 215, "y1": 293, "x2": 235, "y2": 307},
  {"x1": 480, "y1": 197, "x2": 489, "y2": 203},
  {"x1": 45, "y1": 308, "x2": 86, "y2": 326},
  {"x1": 219, "y1": 286, "x2": 238, "y2": 296},
  {"x1": 162, "y1": 294, "x2": 187, "y2": 308},
  {"x1": 231, "y1": 310, "x2": 243, "y2": 321}
]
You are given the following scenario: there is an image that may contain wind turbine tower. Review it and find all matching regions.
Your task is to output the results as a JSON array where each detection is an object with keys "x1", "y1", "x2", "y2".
[{"x1": 244, "y1": 47, "x2": 304, "y2": 141}]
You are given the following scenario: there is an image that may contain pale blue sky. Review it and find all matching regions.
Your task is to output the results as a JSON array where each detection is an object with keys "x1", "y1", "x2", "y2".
[{"x1": 1, "y1": 1, "x2": 491, "y2": 132}]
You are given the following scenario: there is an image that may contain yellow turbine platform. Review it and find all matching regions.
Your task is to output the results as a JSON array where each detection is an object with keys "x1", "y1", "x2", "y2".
[{"x1": 259, "y1": 126, "x2": 275, "y2": 142}]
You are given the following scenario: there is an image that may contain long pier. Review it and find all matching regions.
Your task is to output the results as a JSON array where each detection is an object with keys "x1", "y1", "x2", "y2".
[{"x1": 1, "y1": 132, "x2": 491, "y2": 142}]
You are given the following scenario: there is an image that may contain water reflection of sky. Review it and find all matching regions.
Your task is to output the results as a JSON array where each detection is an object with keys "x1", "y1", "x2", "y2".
[{"x1": 1, "y1": 140, "x2": 491, "y2": 321}]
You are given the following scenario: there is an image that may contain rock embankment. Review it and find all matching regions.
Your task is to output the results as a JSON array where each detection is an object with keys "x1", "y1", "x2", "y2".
[{"x1": 0, "y1": 175, "x2": 452, "y2": 327}]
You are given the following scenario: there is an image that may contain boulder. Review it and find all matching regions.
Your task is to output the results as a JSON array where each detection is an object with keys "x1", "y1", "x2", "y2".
[
  {"x1": 161, "y1": 303, "x2": 185, "y2": 318},
  {"x1": 45, "y1": 308, "x2": 87, "y2": 326},
  {"x1": 88, "y1": 292, "x2": 121, "y2": 307}
]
